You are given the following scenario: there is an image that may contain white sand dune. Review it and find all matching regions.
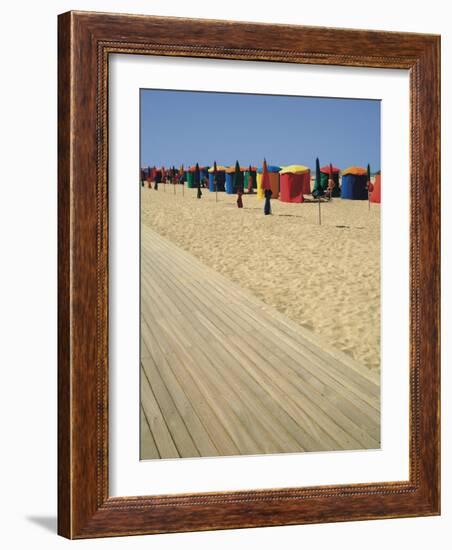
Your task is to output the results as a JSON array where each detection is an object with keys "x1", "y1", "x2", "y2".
[{"x1": 141, "y1": 184, "x2": 380, "y2": 371}]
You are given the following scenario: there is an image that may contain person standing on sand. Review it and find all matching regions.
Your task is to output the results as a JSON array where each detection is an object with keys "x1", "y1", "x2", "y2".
[
  {"x1": 264, "y1": 188, "x2": 272, "y2": 215},
  {"x1": 154, "y1": 169, "x2": 161, "y2": 190},
  {"x1": 237, "y1": 187, "x2": 243, "y2": 208}
]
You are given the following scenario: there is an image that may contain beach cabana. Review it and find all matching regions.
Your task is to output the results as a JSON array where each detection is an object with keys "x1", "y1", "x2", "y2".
[
  {"x1": 208, "y1": 165, "x2": 226, "y2": 192},
  {"x1": 341, "y1": 166, "x2": 368, "y2": 200},
  {"x1": 186, "y1": 166, "x2": 197, "y2": 188},
  {"x1": 225, "y1": 165, "x2": 246, "y2": 194},
  {"x1": 256, "y1": 165, "x2": 280, "y2": 199},
  {"x1": 279, "y1": 165, "x2": 311, "y2": 203},
  {"x1": 243, "y1": 167, "x2": 258, "y2": 191},
  {"x1": 370, "y1": 172, "x2": 381, "y2": 203},
  {"x1": 199, "y1": 166, "x2": 210, "y2": 185},
  {"x1": 320, "y1": 165, "x2": 341, "y2": 196}
]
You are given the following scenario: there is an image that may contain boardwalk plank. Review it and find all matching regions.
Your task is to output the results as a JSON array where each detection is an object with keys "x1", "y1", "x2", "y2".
[
  {"x1": 140, "y1": 226, "x2": 380, "y2": 458},
  {"x1": 140, "y1": 406, "x2": 160, "y2": 460},
  {"x1": 140, "y1": 366, "x2": 179, "y2": 459}
]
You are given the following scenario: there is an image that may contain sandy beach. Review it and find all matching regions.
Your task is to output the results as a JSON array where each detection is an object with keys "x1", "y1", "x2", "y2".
[{"x1": 141, "y1": 184, "x2": 380, "y2": 372}]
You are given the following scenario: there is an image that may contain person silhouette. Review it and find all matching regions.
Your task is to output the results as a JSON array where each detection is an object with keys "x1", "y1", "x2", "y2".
[{"x1": 264, "y1": 188, "x2": 272, "y2": 215}]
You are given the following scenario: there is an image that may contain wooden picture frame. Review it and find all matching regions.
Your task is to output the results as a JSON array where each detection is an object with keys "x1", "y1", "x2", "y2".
[{"x1": 58, "y1": 11, "x2": 440, "y2": 538}]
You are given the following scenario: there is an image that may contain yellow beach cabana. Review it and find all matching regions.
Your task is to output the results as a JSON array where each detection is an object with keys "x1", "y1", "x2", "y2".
[{"x1": 256, "y1": 165, "x2": 280, "y2": 199}]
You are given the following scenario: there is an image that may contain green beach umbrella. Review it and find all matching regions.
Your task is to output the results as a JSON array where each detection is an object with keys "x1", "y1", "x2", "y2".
[
  {"x1": 313, "y1": 157, "x2": 322, "y2": 195},
  {"x1": 196, "y1": 162, "x2": 202, "y2": 199}
]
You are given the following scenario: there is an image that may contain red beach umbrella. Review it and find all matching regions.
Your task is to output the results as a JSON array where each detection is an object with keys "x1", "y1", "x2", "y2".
[
  {"x1": 262, "y1": 158, "x2": 271, "y2": 191},
  {"x1": 262, "y1": 159, "x2": 273, "y2": 215}
]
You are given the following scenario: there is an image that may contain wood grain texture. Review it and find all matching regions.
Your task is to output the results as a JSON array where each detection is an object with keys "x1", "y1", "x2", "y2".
[
  {"x1": 57, "y1": 10, "x2": 72, "y2": 539},
  {"x1": 57, "y1": 10, "x2": 440, "y2": 539},
  {"x1": 140, "y1": 226, "x2": 380, "y2": 457}
]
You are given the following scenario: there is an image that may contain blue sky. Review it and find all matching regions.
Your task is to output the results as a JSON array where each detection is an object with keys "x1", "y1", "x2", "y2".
[{"x1": 140, "y1": 89, "x2": 380, "y2": 171}]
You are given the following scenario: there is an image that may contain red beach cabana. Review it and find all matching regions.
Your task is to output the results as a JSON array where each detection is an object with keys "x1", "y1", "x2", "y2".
[
  {"x1": 370, "y1": 173, "x2": 381, "y2": 203},
  {"x1": 279, "y1": 165, "x2": 311, "y2": 203}
]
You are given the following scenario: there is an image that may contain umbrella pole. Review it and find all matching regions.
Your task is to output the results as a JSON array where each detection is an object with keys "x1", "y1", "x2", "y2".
[
  {"x1": 318, "y1": 197, "x2": 321, "y2": 225},
  {"x1": 215, "y1": 181, "x2": 218, "y2": 203}
]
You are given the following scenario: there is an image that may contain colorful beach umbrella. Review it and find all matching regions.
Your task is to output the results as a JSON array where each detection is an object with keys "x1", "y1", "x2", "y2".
[
  {"x1": 195, "y1": 163, "x2": 202, "y2": 198},
  {"x1": 367, "y1": 163, "x2": 372, "y2": 190},
  {"x1": 262, "y1": 159, "x2": 272, "y2": 215},
  {"x1": 262, "y1": 158, "x2": 271, "y2": 190},
  {"x1": 247, "y1": 164, "x2": 254, "y2": 193},
  {"x1": 367, "y1": 163, "x2": 372, "y2": 209},
  {"x1": 195, "y1": 163, "x2": 200, "y2": 184},
  {"x1": 313, "y1": 157, "x2": 324, "y2": 197},
  {"x1": 235, "y1": 160, "x2": 243, "y2": 208}
]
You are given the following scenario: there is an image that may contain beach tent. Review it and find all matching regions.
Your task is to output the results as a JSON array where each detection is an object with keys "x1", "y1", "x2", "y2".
[
  {"x1": 256, "y1": 165, "x2": 280, "y2": 199},
  {"x1": 320, "y1": 165, "x2": 341, "y2": 196},
  {"x1": 199, "y1": 166, "x2": 210, "y2": 185},
  {"x1": 185, "y1": 166, "x2": 198, "y2": 188},
  {"x1": 208, "y1": 165, "x2": 226, "y2": 192},
  {"x1": 225, "y1": 171, "x2": 234, "y2": 194},
  {"x1": 279, "y1": 165, "x2": 311, "y2": 203},
  {"x1": 370, "y1": 172, "x2": 381, "y2": 203},
  {"x1": 185, "y1": 170, "x2": 194, "y2": 188},
  {"x1": 243, "y1": 167, "x2": 258, "y2": 191},
  {"x1": 341, "y1": 166, "x2": 368, "y2": 200},
  {"x1": 225, "y1": 165, "x2": 246, "y2": 194},
  {"x1": 141, "y1": 168, "x2": 150, "y2": 187}
]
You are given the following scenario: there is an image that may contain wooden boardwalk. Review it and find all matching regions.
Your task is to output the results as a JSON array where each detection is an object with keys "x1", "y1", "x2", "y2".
[{"x1": 140, "y1": 226, "x2": 380, "y2": 459}]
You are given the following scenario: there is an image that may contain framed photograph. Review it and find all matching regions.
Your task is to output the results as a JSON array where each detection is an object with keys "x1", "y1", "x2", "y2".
[{"x1": 58, "y1": 11, "x2": 440, "y2": 538}]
